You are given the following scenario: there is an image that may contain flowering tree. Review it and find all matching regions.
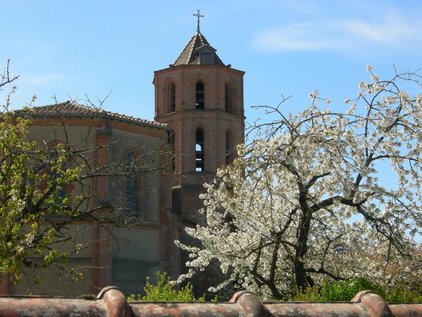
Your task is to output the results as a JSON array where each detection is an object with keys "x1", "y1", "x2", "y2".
[
  {"x1": 0, "y1": 61, "x2": 166, "y2": 284},
  {"x1": 176, "y1": 67, "x2": 422, "y2": 299},
  {"x1": 0, "y1": 61, "x2": 83, "y2": 281}
]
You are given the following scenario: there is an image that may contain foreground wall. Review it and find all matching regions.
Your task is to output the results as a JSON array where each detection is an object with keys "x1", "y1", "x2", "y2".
[{"x1": 0, "y1": 287, "x2": 420, "y2": 317}]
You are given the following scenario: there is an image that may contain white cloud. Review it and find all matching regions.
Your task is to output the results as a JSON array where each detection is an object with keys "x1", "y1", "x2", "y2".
[
  {"x1": 342, "y1": 12, "x2": 418, "y2": 45},
  {"x1": 253, "y1": 21, "x2": 346, "y2": 51},
  {"x1": 252, "y1": 6, "x2": 422, "y2": 56}
]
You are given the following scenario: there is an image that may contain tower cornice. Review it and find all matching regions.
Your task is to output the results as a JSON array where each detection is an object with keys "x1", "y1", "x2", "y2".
[{"x1": 153, "y1": 63, "x2": 245, "y2": 76}]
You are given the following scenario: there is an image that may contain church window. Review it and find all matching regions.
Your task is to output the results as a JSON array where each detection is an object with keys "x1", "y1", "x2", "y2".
[
  {"x1": 225, "y1": 130, "x2": 234, "y2": 165},
  {"x1": 126, "y1": 152, "x2": 138, "y2": 216},
  {"x1": 195, "y1": 82, "x2": 205, "y2": 109},
  {"x1": 195, "y1": 129, "x2": 204, "y2": 172},
  {"x1": 225, "y1": 83, "x2": 232, "y2": 112},
  {"x1": 169, "y1": 82, "x2": 176, "y2": 112}
]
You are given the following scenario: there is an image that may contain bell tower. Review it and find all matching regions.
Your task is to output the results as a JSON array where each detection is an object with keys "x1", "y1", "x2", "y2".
[{"x1": 154, "y1": 13, "x2": 245, "y2": 223}]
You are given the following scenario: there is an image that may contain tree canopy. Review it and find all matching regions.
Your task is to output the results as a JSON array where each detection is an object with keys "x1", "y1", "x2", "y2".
[{"x1": 176, "y1": 67, "x2": 422, "y2": 299}]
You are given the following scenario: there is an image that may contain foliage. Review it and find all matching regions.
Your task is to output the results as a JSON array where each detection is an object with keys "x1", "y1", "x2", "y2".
[
  {"x1": 176, "y1": 67, "x2": 422, "y2": 300},
  {"x1": 291, "y1": 278, "x2": 384, "y2": 302},
  {"x1": 0, "y1": 60, "x2": 165, "y2": 284},
  {"x1": 0, "y1": 61, "x2": 84, "y2": 282},
  {"x1": 128, "y1": 272, "x2": 205, "y2": 302},
  {"x1": 0, "y1": 110, "x2": 83, "y2": 282},
  {"x1": 291, "y1": 278, "x2": 422, "y2": 303},
  {"x1": 384, "y1": 283, "x2": 422, "y2": 303}
]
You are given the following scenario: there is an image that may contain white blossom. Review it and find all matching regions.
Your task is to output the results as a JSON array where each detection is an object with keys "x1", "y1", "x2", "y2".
[
  {"x1": 176, "y1": 69, "x2": 422, "y2": 300},
  {"x1": 370, "y1": 74, "x2": 379, "y2": 82}
]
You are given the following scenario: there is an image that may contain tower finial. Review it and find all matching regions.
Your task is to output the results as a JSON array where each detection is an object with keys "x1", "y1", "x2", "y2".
[{"x1": 193, "y1": 9, "x2": 204, "y2": 33}]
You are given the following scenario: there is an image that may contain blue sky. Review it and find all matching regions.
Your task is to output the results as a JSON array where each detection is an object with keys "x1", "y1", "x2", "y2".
[{"x1": 2, "y1": 0, "x2": 421, "y2": 125}]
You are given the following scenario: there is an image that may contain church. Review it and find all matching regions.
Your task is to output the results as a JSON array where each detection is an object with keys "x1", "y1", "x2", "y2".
[{"x1": 0, "y1": 15, "x2": 245, "y2": 296}]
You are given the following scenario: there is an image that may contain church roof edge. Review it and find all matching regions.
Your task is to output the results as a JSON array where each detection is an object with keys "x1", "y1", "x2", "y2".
[{"x1": 17, "y1": 101, "x2": 169, "y2": 130}]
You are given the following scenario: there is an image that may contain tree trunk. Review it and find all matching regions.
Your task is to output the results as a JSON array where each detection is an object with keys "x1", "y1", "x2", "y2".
[
  {"x1": 294, "y1": 208, "x2": 312, "y2": 291},
  {"x1": 294, "y1": 259, "x2": 307, "y2": 291}
]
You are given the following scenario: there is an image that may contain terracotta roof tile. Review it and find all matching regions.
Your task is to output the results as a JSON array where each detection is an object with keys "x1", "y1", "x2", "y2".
[
  {"x1": 0, "y1": 287, "x2": 419, "y2": 317},
  {"x1": 21, "y1": 101, "x2": 168, "y2": 130}
]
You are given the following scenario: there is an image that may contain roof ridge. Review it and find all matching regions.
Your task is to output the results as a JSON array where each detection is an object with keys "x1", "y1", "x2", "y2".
[
  {"x1": 173, "y1": 32, "x2": 198, "y2": 66},
  {"x1": 33, "y1": 100, "x2": 101, "y2": 111},
  {"x1": 24, "y1": 101, "x2": 168, "y2": 129}
]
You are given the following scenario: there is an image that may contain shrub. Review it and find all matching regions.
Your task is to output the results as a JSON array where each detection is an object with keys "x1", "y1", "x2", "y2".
[
  {"x1": 384, "y1": 283, "x2": 422, "y2": 303},
  {"x1": 128, "y1": 272, "x2": 205, "y2": 302},
  {"x1": 320, "y1": 278, "x2": 384, "y2": 302},
  {"x1": 291, "y1": 278, "x2": 421, "y2": 303}
]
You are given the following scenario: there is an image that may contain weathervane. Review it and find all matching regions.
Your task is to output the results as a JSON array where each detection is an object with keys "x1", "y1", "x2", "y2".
[{"x1": 193, "y1": 9, "x2": 204, "y2": 33}]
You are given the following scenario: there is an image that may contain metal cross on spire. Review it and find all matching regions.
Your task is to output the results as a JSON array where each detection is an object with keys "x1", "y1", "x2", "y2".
[{"x1": 193, "y1": 9, "x2": 204, "y2": 33}]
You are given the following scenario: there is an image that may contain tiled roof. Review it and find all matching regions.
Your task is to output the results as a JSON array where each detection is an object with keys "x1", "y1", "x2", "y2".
[
  {"x1": 0, "y1": 287, "x2": 418, "y2": 317},
  {"x1": 173, "y1": 32, "x2": 224, "y2": 66},
  {"x1": 21, "y1": 101, "x2": 168, "y2": 129}
]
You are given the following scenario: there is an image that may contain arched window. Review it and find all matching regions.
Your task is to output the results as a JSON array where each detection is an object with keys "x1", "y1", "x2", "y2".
[
  {"x1": 195, "y1": 129, "x2": 204, "y2": 172},
  {"x1": 225, "y1": 130, "x2": 234, "y2": 165},
  {"x1": 126, "y1": 153, "x2": 138, "y2": 216},
  {"x1": 169, "y1": 82, "x2": 176, "y2": 112},
  {"x1": 225, "y1": 83, "x2": 232, "y2": 112},
  {"x1": 195, "y1": 82, "x2": 204, "y2": 110}
]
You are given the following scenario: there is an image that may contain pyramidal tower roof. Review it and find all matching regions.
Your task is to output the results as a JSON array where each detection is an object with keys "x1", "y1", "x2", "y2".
[
  {"x1": 172, "y1": 11, "x2": 224, "y2": 66},
  {"x1": 173, "y1": 31, "x2": 225, "y2": 66}
]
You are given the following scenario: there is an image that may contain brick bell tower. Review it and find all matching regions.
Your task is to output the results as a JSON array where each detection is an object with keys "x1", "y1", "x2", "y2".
[{"x1": 154, "y1": 12, "x2": 245, "y2": 224}]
